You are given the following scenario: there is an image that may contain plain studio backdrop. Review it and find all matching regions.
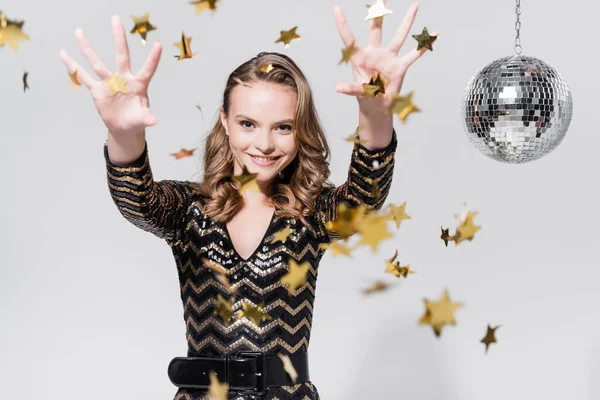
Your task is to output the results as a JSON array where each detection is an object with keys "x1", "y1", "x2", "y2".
[{"x1": 1, "y1": 0, "x2": 598, "y2": 398}]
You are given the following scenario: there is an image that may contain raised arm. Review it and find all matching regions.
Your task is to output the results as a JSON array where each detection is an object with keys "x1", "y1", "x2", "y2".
[
  {"x1": 104, "y1": 139, "x2": 197, "y2": 245},
  {"x1": 315, "y1": 127, "x2": 398, "y2": 242}
]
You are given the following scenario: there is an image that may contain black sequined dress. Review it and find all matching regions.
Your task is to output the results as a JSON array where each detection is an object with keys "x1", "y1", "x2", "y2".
[{"x1": 103, "y1": 129, "x2": 397, "y2": 399}]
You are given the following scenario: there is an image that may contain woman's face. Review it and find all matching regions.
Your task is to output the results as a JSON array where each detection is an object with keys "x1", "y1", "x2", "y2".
[{"x1": 220, "y1": 81, "x2": 299, "y2": 189}]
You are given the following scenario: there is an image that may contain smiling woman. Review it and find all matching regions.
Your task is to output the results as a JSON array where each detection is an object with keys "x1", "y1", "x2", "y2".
[{"x1": 58, "y1": 0, "x2": 435, "y2": 398}]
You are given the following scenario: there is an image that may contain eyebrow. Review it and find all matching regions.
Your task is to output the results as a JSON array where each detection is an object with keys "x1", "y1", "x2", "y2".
[{"x1": 235, "y1": 114, "x2": 294, "y2": 125}]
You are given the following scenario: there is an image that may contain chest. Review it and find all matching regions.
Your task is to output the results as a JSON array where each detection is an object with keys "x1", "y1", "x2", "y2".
[{"x1": 224, "y1": 207, "x2": 276, "y2": 261}]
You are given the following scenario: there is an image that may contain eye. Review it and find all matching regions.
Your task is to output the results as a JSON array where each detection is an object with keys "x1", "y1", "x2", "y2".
[
  {"x1": 278, "y1": 124, "x2": 293, "y2": 131},
  {"x1": 240, "y1": 120, "x2": 254, "y2": 129}
]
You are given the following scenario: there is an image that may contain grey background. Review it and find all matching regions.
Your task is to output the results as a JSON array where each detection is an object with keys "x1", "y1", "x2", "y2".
[{"x1": 1, "y1": 0, "x2": 599, "y2": 399}]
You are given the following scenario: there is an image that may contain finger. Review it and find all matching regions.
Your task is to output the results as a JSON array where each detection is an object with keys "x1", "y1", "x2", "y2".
[
  {"x1": 73, "y1": 28, "x2": 112, "y2": 80},
  {"x1": 334, "y1": 81, "x2": 366, "y2": 97},
  {"x1": 368, "y1": 0, "x2": 384, "y2": 48},
  {"x1": 387, "y1": 1, "x2": 419, "y2": 55},
  {"x1": 112, "y1": 15, "x2": 132, "y2": 74},
  {"x1": 136, "y1": 42, "x2": 162, "y2": 83},
  {"x1": 144, "y1": 109, "x2": 158, "y2": 126},
  {"x1": 333, "y1": 4, "x2": 362, "y2": 63},
  {"x1": 58, "y1": 49, "x2": 99, "y2": 89}
]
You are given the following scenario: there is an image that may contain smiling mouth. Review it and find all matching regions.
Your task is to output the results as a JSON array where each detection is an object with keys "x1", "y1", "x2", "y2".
[{"x1": 248, "y1": 154, "x2": 281, "y2": 166}]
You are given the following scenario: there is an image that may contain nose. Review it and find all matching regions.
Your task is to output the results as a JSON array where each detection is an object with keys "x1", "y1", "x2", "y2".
[{"x1": 254, "y1": 129, "x2": 276, "y2": 155}]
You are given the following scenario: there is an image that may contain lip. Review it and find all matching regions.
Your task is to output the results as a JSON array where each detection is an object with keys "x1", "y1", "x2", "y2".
[{"x1": 248, "y1": 154, "x2": 281, "y2": 167}]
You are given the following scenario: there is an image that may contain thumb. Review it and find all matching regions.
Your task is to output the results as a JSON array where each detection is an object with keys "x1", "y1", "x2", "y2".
[
  {"x1": 145, "y1": 111, "x2": 157, "y2": 127},
  {"x1": 335, "y1": 82, "x2": 365, "y2": 97}
]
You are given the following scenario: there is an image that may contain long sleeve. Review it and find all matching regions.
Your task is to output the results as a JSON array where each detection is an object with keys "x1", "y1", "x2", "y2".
[
  {"x1": 103, "y1": 140, "x2": 197, "y2": 245},
  {"x1": 315, "y1": 127, "x2": 398, "y2": 242}
]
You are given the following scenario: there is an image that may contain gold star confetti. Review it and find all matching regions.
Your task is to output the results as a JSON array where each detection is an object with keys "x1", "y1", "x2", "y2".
[
  {"x1": 258, "y1": 63, "x2": 275, "y2": 73},
  {"x1": 232, "y1": 164, "x2": 260, "y2": 195},
  {"x1": 235, "y1": 301, "x2": 272, "y2": 326},
  {"x1": 22, "y1": 71, "x2": 29, "y2": 92},
  {"x1": 325, "y1": 202, "x2": 369, "y2": 240},
  {"x1": 356, "y1": 213, "x2": 394, "y2": 253},
  {"x1": 275, "y1": 26, "x2": 301, "y2": 48},
  {"x1": 360, "y1": 72, "x2": 388, "y2": 98},
  {"x1": 202, "y1": 258, "x2": 234, "y2": 292},
  {"x1": 103, "y1": 72, "x2": 128, "y2": 95},
  {"x1": 318, "y1": 240, "x2": 353, "y2": 257},
  {"x1": 170, "y1": 148, "x2": 197, "y2": 160},
  {"x1": 384, "y1": 249, "x2": 415, "y2": 278},
  {"x1": 69, "y1": 70, "x2": 82, "y2": 91},
  {"x1": 365, "y1": 0, "x2": 393, "y2": 21},
  {"x1": 130, "y1": 13, "x2": 156, "y2": 44},
  {"x1": 280, "y1": 259, "x2": 310, "y2": 295},
  {"x1": 189, "y1": 0, "x2": 220, "y2": 15},
  {"x1": 440, "y1": 226, "x2": 452, "y2": 247},
  {"x1": 213, "y1": 294, "x2": 235, "y2": 327},
  {"x1": 345, "y1": 126, "x2": 369, "y2": 145},
  {"x1": 362, "y1": 280, "x2": 396, "y2": 295},
  {"x1": 271, "y1": 225, "x2": 293, "y2": 244},
  {"x1": 174, "y1": 31, "x2": 198, "y2": 60},
  {"x1": 453, "y1": 210, "x2": 481, "y2": 245},
  {"x1": 386, "y1": 202, "x2": 411, "y2": 229},
  {"x1": 388, "y1": 92, "x2": 420, "y2": 124},
  {"x1": 277, "y1": 353, "x2": 298, "y2": 384},
  {"x1": 339, "y1": 40, "x2": 359, "y2": 65},
  {"x1": 208, "y1": 370, "x2": 228, "y2": 400},
  {"x1": 418, "y1": 289, "x2": 464, "y2": 337},
  {"x1": 480, "y1": 324, "x2": 501, "y2": 353},
  {"x1": 412, "y1": 27, "x2": 438, "y2": 51},
  {"x1": 0, "y1": 12, "x2": 30, "y2": 51}
]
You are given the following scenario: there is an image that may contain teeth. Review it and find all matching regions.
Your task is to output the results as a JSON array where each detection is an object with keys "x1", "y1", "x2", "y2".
[{"x1": 252, "y1": 156, "x2": 277, "y2": 162}]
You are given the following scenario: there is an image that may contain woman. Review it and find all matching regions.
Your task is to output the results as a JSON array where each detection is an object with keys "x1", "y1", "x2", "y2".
[{"x1": 59, "y1": 2, "x2": 432, "y2": 399}]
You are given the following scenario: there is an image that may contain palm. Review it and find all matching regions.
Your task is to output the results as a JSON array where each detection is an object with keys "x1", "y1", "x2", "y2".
[
  {"x1": 59, "y1": 15, "x2": 162, "y2": 135},
  {"x1": 333, "y1": 1, "x2": 437, "y2": 117}
]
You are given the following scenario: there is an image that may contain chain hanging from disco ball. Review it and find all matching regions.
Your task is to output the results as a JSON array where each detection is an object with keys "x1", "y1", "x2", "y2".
[{"x1": 461, "y1": 0, "x2": 573, "y2": 164}]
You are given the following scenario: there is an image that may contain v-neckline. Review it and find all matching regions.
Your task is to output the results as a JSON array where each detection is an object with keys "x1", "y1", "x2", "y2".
[{"x1": 222, "y1": 209, "x2": 277, "y2": 262}]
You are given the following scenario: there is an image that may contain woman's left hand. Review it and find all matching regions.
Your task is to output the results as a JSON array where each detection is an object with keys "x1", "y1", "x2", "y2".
[{"x1": 333, "y1": 1, "x2": 437, "y2": 119}]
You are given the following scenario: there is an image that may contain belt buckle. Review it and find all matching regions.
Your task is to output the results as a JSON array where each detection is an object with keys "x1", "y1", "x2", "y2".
[{"x1": 234, "y1": 351, "x2": 267, "y2": 395}]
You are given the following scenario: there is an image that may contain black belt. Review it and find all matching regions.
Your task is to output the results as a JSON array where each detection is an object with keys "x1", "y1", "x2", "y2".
[{"x1": 168, "y1": 350, "x2": 310, "y2": 395}]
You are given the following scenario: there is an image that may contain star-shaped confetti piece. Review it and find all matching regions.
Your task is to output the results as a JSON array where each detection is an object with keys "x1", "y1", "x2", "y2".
[
  {"x1": 271, "y1": 225, "x2": 293, "y2": 244},
  {"x1": 280, "y1": 259, "x2": 310, "y2": 295},
  {"x1": 418, "y1": 289, "x2": 464, "y2": 337},
  {"x1": 481, "y1": 324, "x2": 501, "y2": 353},
  {"x1": 387, "y1": 202, "x2": 411, "y2": 229},
  {"x1": 22, "y1": 71, "x2": 29, "y2": 92},
  {"x1": 388, "y1": 92, "x2": 420, "y2": 123},
  {"x1": 174, "y1": 31, "x2": 198, "y2": 60},
  {"x1": 339, "y1": 40, "x2": 359, "y2": 65},
  {"x1": 258, "y1": 63, "x2": 275, "y2": 74},
  {"x1": 362, "y1": 280, "x2": 397, "y2": 295},
  {"x1": 235, "y1": 301, "x2": 272, "y2": 326},
  {"x1": 103, "y1": 72, "x2": 128, "y2": 95},
  {"x1": 130, "y1": 13, "x2": 156, "y2": 44},
  {"x1": 412, "y1": 27, "x2": 438, "y2": 51},
  {"x1": 360, "y1": 72, "x2": 388, "y2": 98},
  {"x1": 325, "y1": 202, "x2": 369, "y2": 240},
  {"x1": 213, "y1": 293, "x2": 235, "y2": 327},
  {"x1": 208, "y1": 370, "x2": 228, "y2": 400},
  {"x1": 0, "y1": 12, "x2": 30, "y2": 51},
  {"x1": 69, "y1": 70, "x2": 82, "y2": 91},
  {"x1": 190, "y1": 0, "x2": 220, "y2": 15},
  {"x1": 345, "y1": 126, "x2": 369, "y2": 145},
  {"x1": 275, "y1": 26, "x2": 301, "y2": 48},
  {"x1": 318, "y1": 240, "x2": 353, "y2": 257},
  {"x1": 365, "y1": 0, "x2": 393, "y2": 21},
  {"x1": 232, "y1": 164, "x2": 260, "y2": 195},
  {"x1": 202, "y1": 258, "x2": 234, "y2": 292},
  {"x1": 170, "y1": 148, "x2": 197, "y2": 160},
  {"x1": 384, "y1": 249, "x2": 416, "y2": 278},
  {"x1": 277, "y1": 353, "x2": 298, "y2": 384},
  {"x1": 440, "y1": 226, "x2": 452, "y2": 247},
  {"x1": 356, "y1": 213, "x2": 394, "y2": 253},
  {"x1": 453, "y1": 210, "x2": 481, "y2": 245}
]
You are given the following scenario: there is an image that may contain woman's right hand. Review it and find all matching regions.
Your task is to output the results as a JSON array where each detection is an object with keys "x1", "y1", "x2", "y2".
[{"x1": 59, "y1": 15, "x2": 162, "y2": 136}]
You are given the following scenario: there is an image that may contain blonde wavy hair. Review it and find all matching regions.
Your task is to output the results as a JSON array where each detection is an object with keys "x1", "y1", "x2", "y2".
[{"x1": 195, "y1": 52, "x2": 335, "y2": 227}]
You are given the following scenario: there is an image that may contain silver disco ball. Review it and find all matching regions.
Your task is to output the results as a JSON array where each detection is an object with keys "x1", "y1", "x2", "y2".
[{"x1": 461, "y1": 55, "x2": 573, "y2": 163}]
